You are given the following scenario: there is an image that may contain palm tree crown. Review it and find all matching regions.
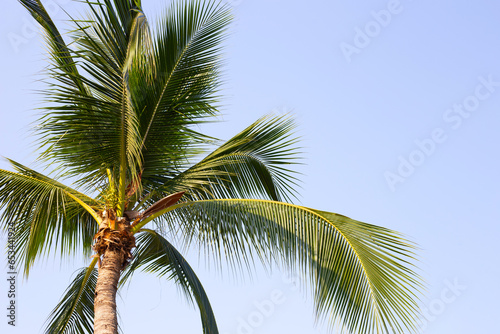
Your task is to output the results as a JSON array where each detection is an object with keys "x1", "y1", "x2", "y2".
[{"x1": 0, "y1": 0, "x2": 423, "y2": 333}]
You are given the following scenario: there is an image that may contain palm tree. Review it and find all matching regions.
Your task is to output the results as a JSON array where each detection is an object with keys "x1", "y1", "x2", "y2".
[{"x1": 1, "y1": 0, "x2": 423, "y2": 333}]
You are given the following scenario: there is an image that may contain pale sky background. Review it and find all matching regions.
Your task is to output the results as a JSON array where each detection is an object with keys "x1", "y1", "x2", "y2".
[{"x1": 1, "y1": 0, "x2": 499, "y2": 333}]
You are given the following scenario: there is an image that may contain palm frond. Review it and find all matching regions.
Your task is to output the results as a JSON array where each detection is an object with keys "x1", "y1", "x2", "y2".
[
  {"x1": 28, "y1": 0, "x2": 150, "y2": 192},
  {"x1": 141, "y1": 114, "x2": 301, "y2": 207},
  {"x1": 0, "y1": 159, "x2": 100, "y2": 275},
  {"x1": 22, "y1": 0, "x2": 232, "y2": 198},
  {"x1": 151, "y1": 199, "x2": 422, "y2": 334},
  {"x1": 135, "y1": 0, "x2": 232, "y2": 190},
  {"x1": 121, "y1": 229, "x2": 218, "y2": 334},
  {"x1": 45, "y1": 259, "x2": 98, "y2": 334},
  {"x1": 18, "y1": 0, "x2": 87, "y2": 93},
  {"x1": 118, "y1": 1, "x2": 155, "y2": 213},
  {"x1": 29, "y1": 0, "x2": 231, "y2": 199},
  {"x1": 19, "y1": 0, "x2": 114, "y2": 186}
]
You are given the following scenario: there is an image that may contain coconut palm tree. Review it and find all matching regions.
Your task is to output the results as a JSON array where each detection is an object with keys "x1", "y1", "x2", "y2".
[{"x1": 1, "y1": 0, "x2": 422, "y2": 333}]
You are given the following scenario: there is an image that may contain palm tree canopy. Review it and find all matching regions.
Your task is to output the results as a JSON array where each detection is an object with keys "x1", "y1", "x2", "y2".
[{"x1": 0, "y1": 0, "x2": 423, "y2": 333}]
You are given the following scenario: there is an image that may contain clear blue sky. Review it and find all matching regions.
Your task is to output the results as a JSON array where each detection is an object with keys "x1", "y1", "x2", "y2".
[{"x1": 1, "y1": 0, "x2": 499, "y2": 333}]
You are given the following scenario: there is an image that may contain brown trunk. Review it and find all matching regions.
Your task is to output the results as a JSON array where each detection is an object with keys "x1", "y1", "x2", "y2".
[
  {"x1": 93, "y1": 211, "x2": 135, "y2": 334},
  {"x1": 94, "y1": 248, "x2": 123, "y2": 334}
]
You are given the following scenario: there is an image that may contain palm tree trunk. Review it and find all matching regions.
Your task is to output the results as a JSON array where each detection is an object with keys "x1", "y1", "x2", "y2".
[{"x1": 94, "y1": 248, "x2": 124, "y2": 334}]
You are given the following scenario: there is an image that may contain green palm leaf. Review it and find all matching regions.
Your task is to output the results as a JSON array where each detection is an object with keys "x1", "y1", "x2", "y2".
[
  {"x1": 145, "y1": 199, "x2": 422, "y2": 333},
  {"x1": 135, "y1": 0, "x2": 232, "y2": 190},
  {"x1": 34, "y1": 0, "x2": 150, "y2": 194},
  {"x1": 0, "y1": 159, "x2": 100, "y2": 275},
  {"x1": 45, "y1": 259, "x2": 98, "y2": 334},
  {"x1": 139, "y1": 114, "x2": 301, "y2": 209},
  {"x1": 121, "y1": 229, "x2": 218, "y2": 334},
  {"x1": 18, "y1": 0, "x2": 87, "y2": 93},
  {"x1": 26, "y1": 0, "x2": 232, "y2": 203}
]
